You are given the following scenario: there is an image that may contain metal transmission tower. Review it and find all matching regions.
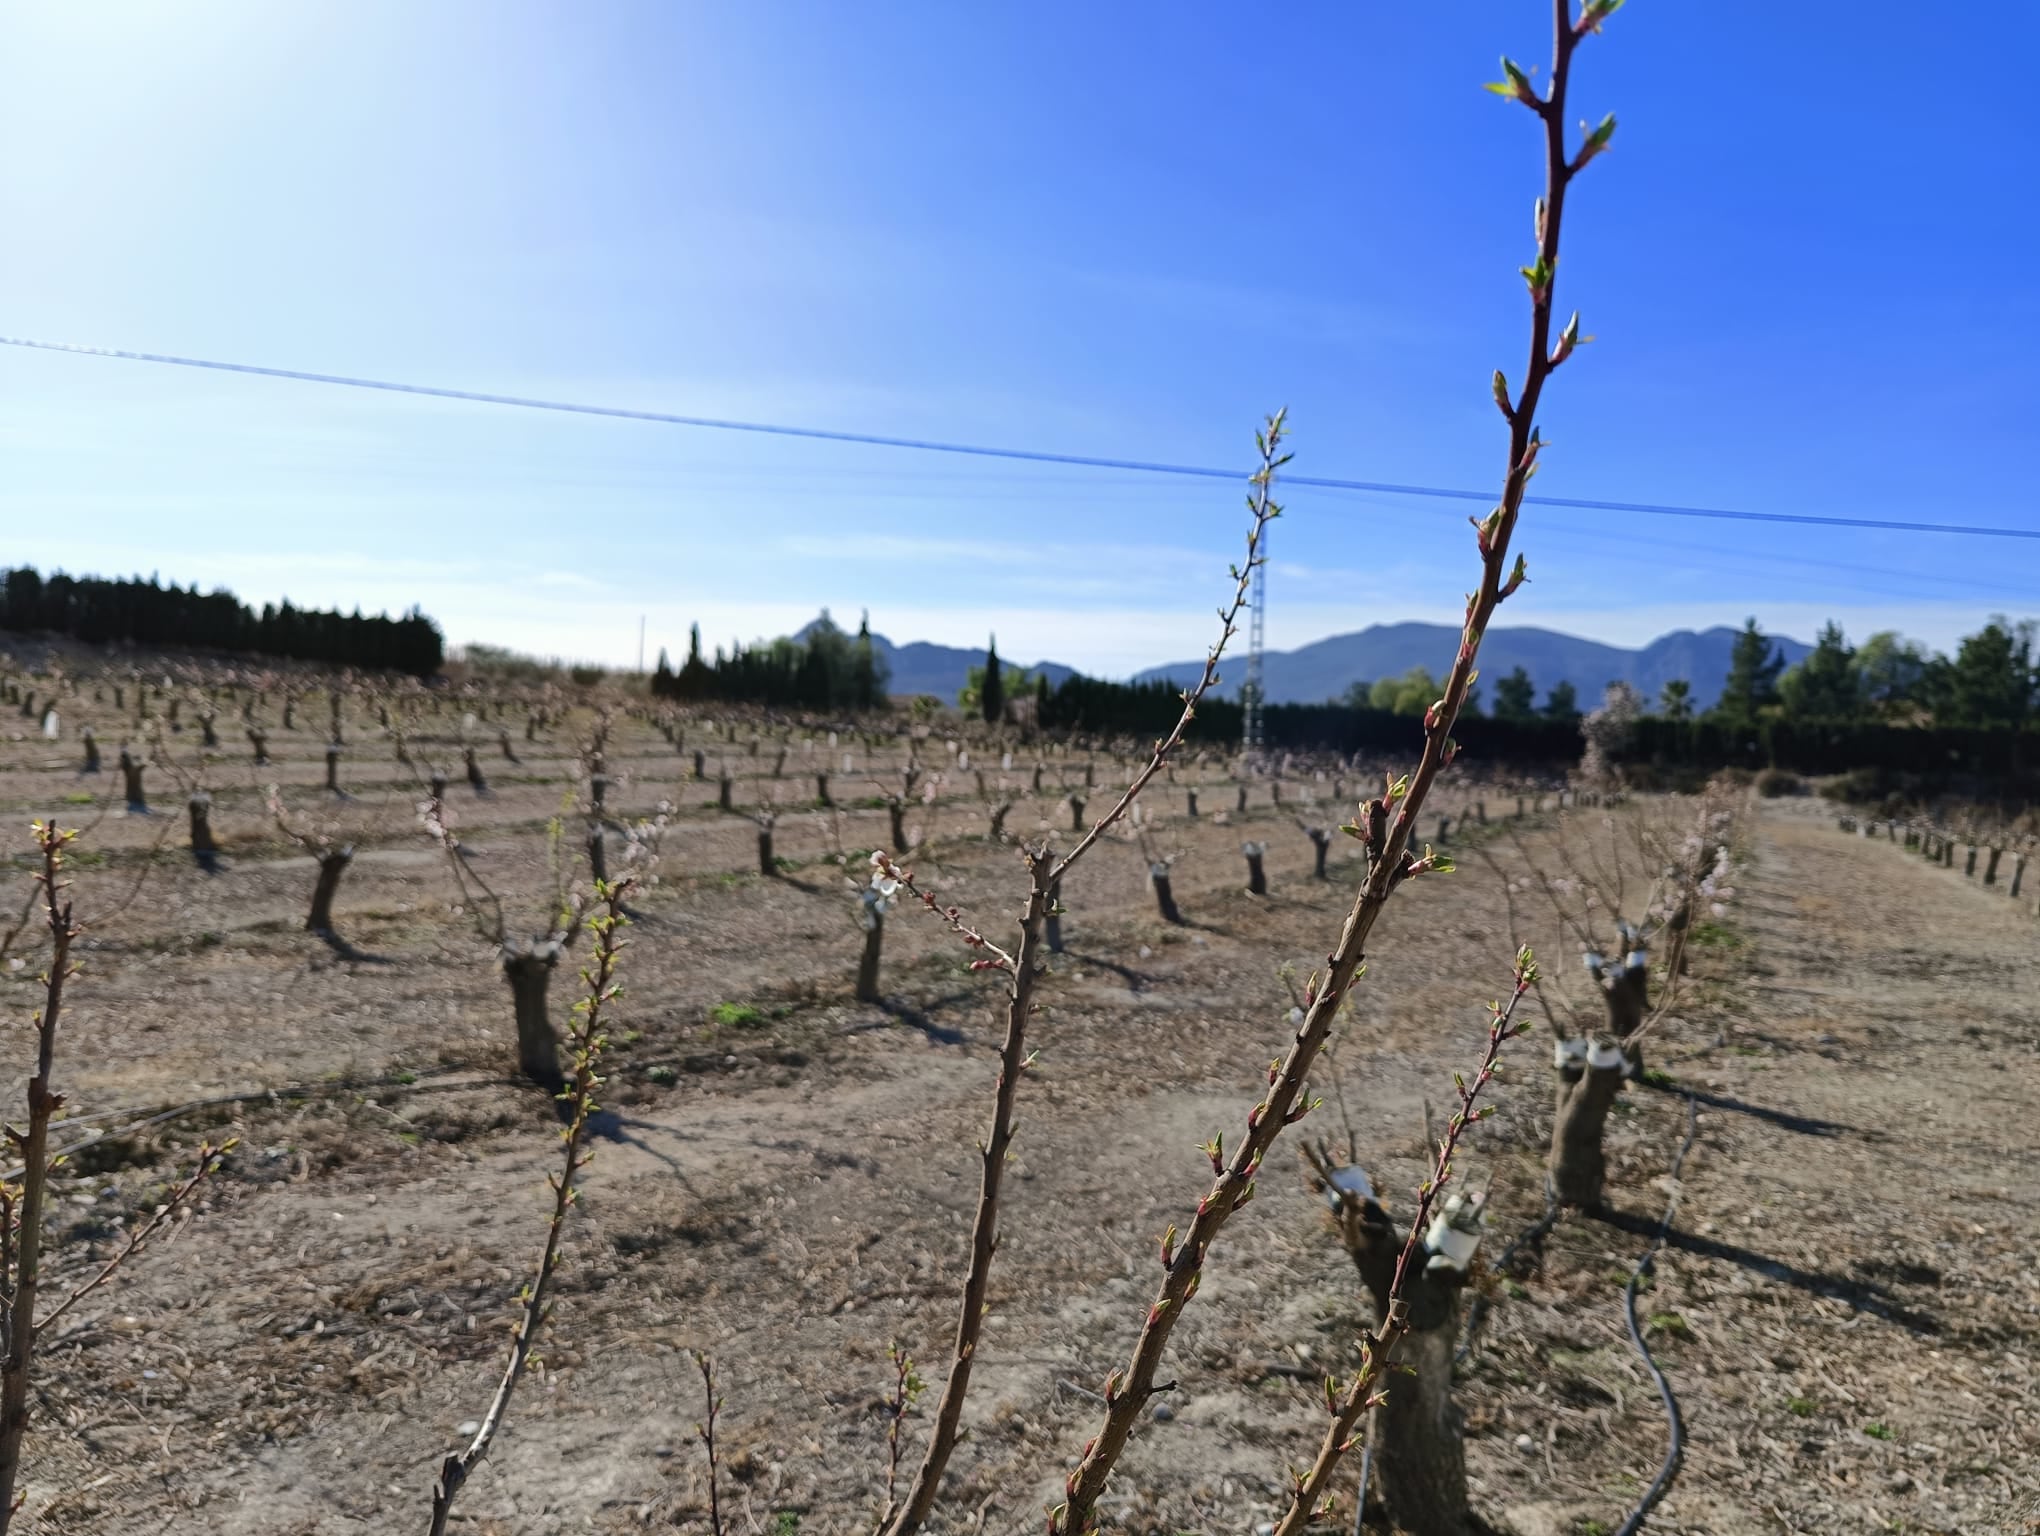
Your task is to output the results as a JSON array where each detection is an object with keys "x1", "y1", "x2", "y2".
[{"x1": 1242, "y1": 523, "x2": 1266, "y2": 754}]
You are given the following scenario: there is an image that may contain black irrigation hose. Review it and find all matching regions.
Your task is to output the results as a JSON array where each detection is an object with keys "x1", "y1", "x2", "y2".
[{"x1": 1612, "y1": 1090, "x2": 1697, "y2": 1536}]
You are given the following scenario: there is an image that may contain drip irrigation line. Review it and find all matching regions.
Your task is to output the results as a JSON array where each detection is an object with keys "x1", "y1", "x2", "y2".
[{"x1": 1612, "y1": 1091, "x2": 1698, "y2": 1536}]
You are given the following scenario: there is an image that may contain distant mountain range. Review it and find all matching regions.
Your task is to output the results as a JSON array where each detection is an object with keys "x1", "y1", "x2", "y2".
[
  {"x1": 1135, "y1": 622, "x2": 1813, "y2": 712},
  {"x1": 806, "y1": 616, "x2": 1810, "y2": 712}
]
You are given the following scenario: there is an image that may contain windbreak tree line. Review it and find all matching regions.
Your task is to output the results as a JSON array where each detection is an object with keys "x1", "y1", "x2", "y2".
[
  {"x1": 651, "y1": 610, "x2": 889, "y2": 712},
  {"x1": 0, "y1": 565, "x2": 444, "y2": 677}
]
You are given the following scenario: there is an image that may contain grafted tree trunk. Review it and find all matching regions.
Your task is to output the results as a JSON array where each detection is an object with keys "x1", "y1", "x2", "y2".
[
  {"x1": 1336, "y1": 1179, "x2": 1476, "y2": 1536},
  {"x1": 1186, "y1": 788, "x2": 1199, "y2": 818},
  {"x1": 1067, "y1": 795, "x2": 1087, "y2": 832},
  {"x1": 119, "y1": 750, "x2": 147, "y2": 812},
  {"x1": 1149, "y1": 862, "x2": 1182, "y2": 924},
  {"x1": 889, "y1": 800, "x2": 909, "y2": 851},
  {"x1": 1044, "y1": 875, "x2": 1065, "y2": 954},
  {"x1": 587, "y1": 823, "x2": 608, "y2": 884},
  {"x1": 188, "y1": 793, "x2": 220, "y2": 871},
  {"x1": 1984, "y1": 846, "x2": 2003, "y2": 885},
  {"x1": 1549, "y1": 944, "x2": 1649, "y2": 1208},
  {"x1": 465, "y1": 746, "x2": 489, "y2": 795},
  {"x1": 757, "y1": 822, "x2": 776, "y2": 876},
  {"x1": 816, "y1": 771, "x2": 832, "y2": 807},
  {"x1": 856, "y1": 910, "x2": 884, "y2": 1003},
  {"x1": 325, "y1": 743, "x2": 343, "y2": 795},
  {"x1": 1305, "y1": 826, "x2": 1331, "y2": 879},
  {"x1": 81, "y1": 729, "x2": 100, "y2": 775},
  {"x1": 307, "y1": 846, "x2": 355, "y2": 934},
  {"x1": 501, "y1": 942, "x2": 565, "y2": 1090},
  {"x1": 247, "y1": 727, "x2": 269, "y2": 766},
  {"x1": 717, "y1": 773, "x2": 733, "y2": 811},
  {"x1": 692, "y1": 749, "x2": 707, "y2": 781},
  {"x1": 1242, "y1": 841, "x2": 1267, "y2": 896}
]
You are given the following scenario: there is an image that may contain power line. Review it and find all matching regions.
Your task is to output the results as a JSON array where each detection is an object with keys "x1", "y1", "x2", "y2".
[{"x1": 4, "y1": 332, "x2": 2036, "y2": 543}]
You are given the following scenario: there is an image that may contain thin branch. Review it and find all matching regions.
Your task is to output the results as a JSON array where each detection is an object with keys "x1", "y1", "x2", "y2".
[
  {"x1": 428, "y1": 873, "x2": 634, "y2": 1536},
  {"x1": 1271, "y1": 952, "x2": 1540, "y2": 1534},
  {"x1": 1049, "y1": 8, "x2": 1608, "y2": 1526}
]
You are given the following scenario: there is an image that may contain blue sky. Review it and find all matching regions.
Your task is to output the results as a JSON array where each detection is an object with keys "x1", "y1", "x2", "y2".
[{"x1": 2, "y1": 2, "x2": 2035, "y2": 675}]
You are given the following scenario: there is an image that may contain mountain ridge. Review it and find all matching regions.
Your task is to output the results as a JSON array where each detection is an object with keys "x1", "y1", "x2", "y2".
[{"x1": 802, "y1": 617, "x2": 1810, "y2": 711}]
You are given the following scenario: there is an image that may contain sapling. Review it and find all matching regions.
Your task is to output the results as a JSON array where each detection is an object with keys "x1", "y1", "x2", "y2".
[
  {"x1": 1041, "y1": 10, "x2": 1621, "y2": 1525},
  {"x1": 0, "y1": 825, "x2": 230, "y2": 1532},
  {"x1": 428, "y1": 873, "x2": 635, "y2": 1535},
  {"x1": 870, "y1": 412, "x2": 1287, "y2": 1536}
]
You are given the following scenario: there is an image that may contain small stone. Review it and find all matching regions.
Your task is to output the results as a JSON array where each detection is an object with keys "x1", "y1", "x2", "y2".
[
  {"x1": 1514, "y1": 1432, "x2": 1535, "y2": 1453},
  {"x1": 1152, "y1": 1401, "x2": 1175, "y2": 1423},
  {"x1": 456, "y1": 1420, "x2": 481, "y2": 1437}
]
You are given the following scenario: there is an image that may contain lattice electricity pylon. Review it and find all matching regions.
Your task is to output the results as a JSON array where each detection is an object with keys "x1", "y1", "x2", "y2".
[{"x1": 1242, "y1": 524, "x2": 1266, "y2": 754}]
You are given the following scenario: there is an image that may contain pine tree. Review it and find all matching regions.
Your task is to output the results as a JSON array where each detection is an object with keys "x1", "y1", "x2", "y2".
[
  {"x1": 1541, "y1": 680, "x2": 1580, "y2": 722},
  {"x1": 1492, "y1": 666, "x2": 1537, "y2": 723},
  {"x1": 1657, "y1": 678, "x2": 1693, "y2": 721},
  {"x1": 1716, "y1": 618, "x2": 1784, "y2": 726},
  {"x1": 1778, "y1": 622, "x2": 1861, "y2": 722}
]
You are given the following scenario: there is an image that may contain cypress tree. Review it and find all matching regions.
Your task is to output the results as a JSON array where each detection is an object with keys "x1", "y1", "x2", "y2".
[{"x1": 982, "y1": 636, "x2": 1005, "y2": 724}]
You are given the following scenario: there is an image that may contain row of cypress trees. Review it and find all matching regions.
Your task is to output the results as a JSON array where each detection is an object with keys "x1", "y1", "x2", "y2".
[{"x1": 0, "y1": 565, "x2": 444, "y2": 676}]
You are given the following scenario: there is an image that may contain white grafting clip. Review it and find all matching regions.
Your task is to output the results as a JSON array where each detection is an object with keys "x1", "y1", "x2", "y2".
[
  {"x1": 1325, "y1": 1164, "x2": 1376, "y2": 1214},
  {"x1": 1586, "y1": 1039, "x2": 1627, "y2": 1073},
  {"x1": 1555, "y1": 1037, "x2": 1591, "y2": 1073},
  {"x1": 1423, "y1": 1188, "x2": 1488, "y2": 1273}
]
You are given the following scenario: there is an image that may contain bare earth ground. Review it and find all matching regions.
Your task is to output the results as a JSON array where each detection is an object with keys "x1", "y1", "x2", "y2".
[{"x1": 2, "y1": 705, "x2": 2036, "y2": 1535}]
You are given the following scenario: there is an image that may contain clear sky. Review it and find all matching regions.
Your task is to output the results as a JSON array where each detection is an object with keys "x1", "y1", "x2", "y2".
[{"x1": 2, "y1": 2, "x2": 2035, "y2": 675}]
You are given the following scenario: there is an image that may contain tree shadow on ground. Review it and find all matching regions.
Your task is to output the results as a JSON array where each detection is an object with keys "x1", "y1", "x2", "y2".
[
  {"x1": 1586, "y1": 1205, "x2": 1941, "y2": 1335},
  {"x1": 1636, "y1": 1076, "x2": 1861, "y2": 1138}
]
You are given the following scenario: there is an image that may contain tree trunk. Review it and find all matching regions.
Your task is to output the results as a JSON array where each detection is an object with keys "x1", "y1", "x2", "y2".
[
  {"x1": 1985, "y1": 847, "x2": 2003, "y2": 885},
  {"x1": 188, "y1": 794, "x2": 220, "y2": 871},
  {"x1": 816, "y1": 771, "x2": 832, "y2": 807},
  {"x1": 1307, "y1": 828, "x2": 1331, "y2": 879},
  {"x1": 889, "y1": 801, "x2": 909, "y2": 850},
  {"x1": 1186, "y1": 788, "x2": 1199, "y2": 818},
  {"x1": 773, "y1": 746, "x2": 787, "y2": 778},
  {"x1": 1337, "y1": 1184, "x2": 1475, "y2": 1536},
  {"x1": 1032, "y1": 764, "x2": 1044, "y2": 793},
  {"x1": 692, "y1": 748, "x2": 706, "y2": 781},
  {"x1": 590, "y1": 773, "x2": 609, "y2": 813},
  {"x1": 1236, "y1": 783, "x2": 1249, "y2": 815},
  {"x1": 1150, "y1": 863, "x2": 1182, "y2": 924},
  {"x1": 856, "y1": 912, "x2": 884, "y2": 1003},
  {"x1": 465, "y1": 747, "x2": 489, "y2": 794},
  {"x1": 526, "y1": 713, "x2": 538, "y2": 742},
  {"x1": 307, "y1": 846, "x2": 354, "y2": 934},
  {"x1": 757, "y1": 825, "x2": 776, "y2": 877},
  {"x1": 429, "y1": 772, "x2": 448, "y2": 801},
  {"x1": 502, "y1": 943, "x2": 565, "y2": 1090},
  {"x1": 500, "y1": 730, "x2": 519, "y2": 764},
  {"x1": 1068, "y1": 796, "x2": 1086, "y2": 832},
  {"x1": 988, "y1": 803, "x2": 1011, "y2": 840},
  {"x1": 1965, "y1": 845, "x2": 1979, "y2": 878},
  {"x1": 1436, "y1": 814, "x2": 1451, "y2": 844},
  {"x1": 119, "y1": 751, "x2": 147, "y2": 812},
  {"x1": 200, "y1": 713, "x2": 218, "y2": 748},
  {"x1": 247, "y1": 728, "x2": 269, "y2": 765},
  {"x1": 587, "y1": 823, "x2": 608, "y2": 884},
  {"x1": 81, "y1": 731, "x2": 100, "y2": 775},
  {"x1": 1516, "y1": 794, "x2": 1526, "y2": 818},
  {"x1": 718, "y1": 774, "x2": 733, "y2": 811},
  {"x1": 1550, "y1": 1040, "x2": 1627, "y2": 1208},
  {"x1": 1242, "y1": 843, "x2": 1267, "y2": 896},
  {"x1": 325, "y1": 743, "x2": 343, "y2": 794},
  {"x1": 1475, "y1": 800, "x2": 1487, "y2": 825},
  {"x1": 2012, "y1": 854, "x2": 2027, "y2": 899}
]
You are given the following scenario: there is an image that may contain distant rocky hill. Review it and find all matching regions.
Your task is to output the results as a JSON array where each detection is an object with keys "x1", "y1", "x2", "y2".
[{"x1": 1132, "y1": 622, "x2": 1812, "y2": 711}]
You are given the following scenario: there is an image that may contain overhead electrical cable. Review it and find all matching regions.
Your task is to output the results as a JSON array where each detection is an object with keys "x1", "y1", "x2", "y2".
[{"x1": 3, "y1": 333, "x2": 2035, "y2": 543}]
